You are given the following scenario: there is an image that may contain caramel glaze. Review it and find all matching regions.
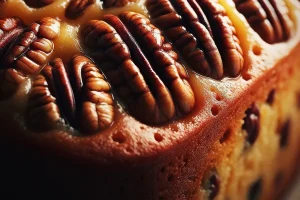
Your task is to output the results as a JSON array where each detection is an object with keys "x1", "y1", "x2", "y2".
[{"x1": 0, "y1": 0, "x2": 300, "y2": 199}]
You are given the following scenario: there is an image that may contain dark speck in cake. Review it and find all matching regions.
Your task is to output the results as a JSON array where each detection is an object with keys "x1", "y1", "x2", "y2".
[
  {"x1": 243, "y1": 103, "x2": 260, "y2": 145},
  {"x1": 279, "y1": 119, "x2": 291, "y2": 148},
  {"x1": 248, "y1": 178, "x2": 263, "y2": 200},
  {"x1": 266, "y1": 89, "x2": 276, "y2": 105},
  {"x1": 203, "y1": 171, "x2": 220, "y2": 199},
  {"x1": 274, "y1": 171, "x2": 283, "y2": 189}
]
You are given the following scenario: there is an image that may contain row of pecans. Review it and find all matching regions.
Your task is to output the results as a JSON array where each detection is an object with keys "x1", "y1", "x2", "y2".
[{"x1": 0, "y1": 0, "x2": 294, "y2": 135}]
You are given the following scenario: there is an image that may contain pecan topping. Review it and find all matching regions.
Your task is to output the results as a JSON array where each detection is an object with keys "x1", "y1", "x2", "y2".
[
  {"x1": 0, "y1": 18, "x2": 24, "y2": 59},
  {"x1": 23, "y1": 0, "x2": 54, "y2": 8},
  {"x1": 102, "y1": 0, "x2": 135, "y2": 8},
  {"x1": 65, "y1": 0, "x2": 95, "y2": 20},
  {"x1": 27, "y1": 56, "x2": 114, "y2": 134},
  {"x1": 81, "y1": 12, "x2": 195, "y2": 124},
  {"x1": 234, "y1": 0, "x2": 293, "y2": 44},
  {"x1": 146, "y1": 0, "x2": 243, "y2": 78},
  {"x1": 0, "y1": 18, "x2": 60, "y2": 100}
]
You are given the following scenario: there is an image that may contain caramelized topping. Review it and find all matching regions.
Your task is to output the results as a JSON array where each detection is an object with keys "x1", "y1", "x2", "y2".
[
  {"x1": 26, "y1": 55, "x2": 114, "y2": 134},
  {"x1": 0, "y1": 17, "x2": 60, "y2": 100},
  {"x1": 82, "y1": 12, "x2": 195, "y2": 124},
  {"x1": 146, "y1": 0, "x2": 244, "y2": 79},
  {"x1": 234, "y1": 0, "x2": 293, "y2": 44}
]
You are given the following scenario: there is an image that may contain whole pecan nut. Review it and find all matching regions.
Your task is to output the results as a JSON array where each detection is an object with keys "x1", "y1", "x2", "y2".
[
  {"x1": 234, "y1": 0, "x2": 293, "y2": 44},
  {"x1": 26, "y1": 55, "x2": 114, "y2": 134},
  {"x1": 146, "y1": 0, "x2": 244, "y2": 79},
  {"x1": 81, "y1": 12, "x2": 195, "y2": 124},
  {"x1": 0, "y1": 17, "x2": 60, "y2": 100}
]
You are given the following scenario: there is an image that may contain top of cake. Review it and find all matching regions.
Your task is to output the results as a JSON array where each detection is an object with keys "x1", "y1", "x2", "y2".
[{"x1": 0, "y1": 0, "x2": 299, "y2": 165}]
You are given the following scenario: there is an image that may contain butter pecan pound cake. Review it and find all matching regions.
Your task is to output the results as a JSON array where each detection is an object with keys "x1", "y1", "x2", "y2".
[{"x1": 0, "y1": 0, "x2": 300, "y2": 199}]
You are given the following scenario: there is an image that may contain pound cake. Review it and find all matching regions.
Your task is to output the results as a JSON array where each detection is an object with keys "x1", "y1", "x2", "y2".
[{"x1": 0, "y1": 0, "x2": 300, "y2": 199}]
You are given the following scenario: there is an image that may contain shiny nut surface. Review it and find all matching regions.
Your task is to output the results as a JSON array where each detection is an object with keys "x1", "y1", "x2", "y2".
[
  {"x1": 0, "y1": 17, "x2": 60, "y2": 100},
  {"x1": 0, "y1": 17, "x2": 24, "y2": 59},
  {"x1": 234, "y1": 0, "x2": 293, "y2": 44},
  {"x1": 82, "y1": 12, "x2": 195, "y2": 125},
  {"x1": 65, "y1": 0, "x2": 95, "y2": 19},
  {"x1": 146, "y1": 0, "x2": 244, "y2": 79},
  {"x1": 26, "y1": 55, "x2": 114, "y2": 134}
]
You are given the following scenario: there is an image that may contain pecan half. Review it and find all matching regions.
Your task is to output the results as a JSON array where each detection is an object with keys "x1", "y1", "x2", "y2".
[
  {"x1": 0, "y1": 18, "x2": 24, "y2": 60},
  {"x1": 81, "y1": 12, "x2": 195, "y2": 124},
  {"x1": 27, "y1": 56, "x2": 114, "y2": 134},
  {"x1": 234, "y1": 0, "x2": 293, "y2": 43},
  {"x1": 102, "y1": 0, "x2": 135, "y2": 8},
  {"x1": 65, "y1": 0, "x2": 95, "y2": 20},
  {"x1": 23, "y1": 0, "x2": 54, "y2": 8},
  {"x1": 26, "y1": 72, "x2": 62, "y2": 131},
  {"x1": 69, "y1": 55, "x2": 114, "y2": 133},
  {"x1": 146, "y1": 0, "x2": 243, "y2": 78},
  {"x1": 0, "y1": 17, "x2": 60, "y2": 100}
]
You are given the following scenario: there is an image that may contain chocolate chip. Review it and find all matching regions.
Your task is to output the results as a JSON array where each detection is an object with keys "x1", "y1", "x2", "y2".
[
  {"x1": 248, "y1": 178, "x2": 263, "y2": 200},
  {"x1": 146, "y1": 0, "x2": 243, "y2": 79},
  {"x1": 243, "y1": 103, "x2": 260, "y2": 145},
  {"x1": 81, "y1": 12, "x2": 195, "y2": 125},
  {"x1": 266, "y1": 89, "x2": 275, "y2": 105},
  {"x1": 203, "y1": 171, "x2": 220, "y2": 200},
  {"x1": 279, "y1": 119, "x2": 290, "y2": 148}
]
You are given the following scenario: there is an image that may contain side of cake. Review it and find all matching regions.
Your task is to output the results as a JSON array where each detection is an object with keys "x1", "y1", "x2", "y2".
[{"x1": 0, "y1": 0, "x2": 300, "y2": 199}]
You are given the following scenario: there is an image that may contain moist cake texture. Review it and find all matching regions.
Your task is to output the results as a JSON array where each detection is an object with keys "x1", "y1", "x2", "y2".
[{"x1": 0, "y1": 0, "x2": 300, "y2": 199}]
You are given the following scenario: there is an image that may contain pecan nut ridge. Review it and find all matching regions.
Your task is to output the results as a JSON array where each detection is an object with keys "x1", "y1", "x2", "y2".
[
  {"x1": 81, "y1": 12, "x2": 195, "y2": 125},
  {"x1": 119, "y1": 11, "x2": 195, "y2": 115},
  {"x1": 0, "y1": 17, "x2": 60, "y2": 100},
  {"x1": 234, "y1": 0, "x2": 292, "y2": 43},
  {"x1": 65, "y1": 0, "x2": 96, "y2": 20},
  {"x1": 199, "y1": 0, "x2": 243, "y2": 77},
  {"x1": 146, "y1": 0, "x2": 244, "y2": 78}
]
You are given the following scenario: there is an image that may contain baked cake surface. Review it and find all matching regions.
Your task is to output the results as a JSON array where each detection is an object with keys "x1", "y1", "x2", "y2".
[{"x1": 0, "y1": 0, "x2": 300, "y2": 199}]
